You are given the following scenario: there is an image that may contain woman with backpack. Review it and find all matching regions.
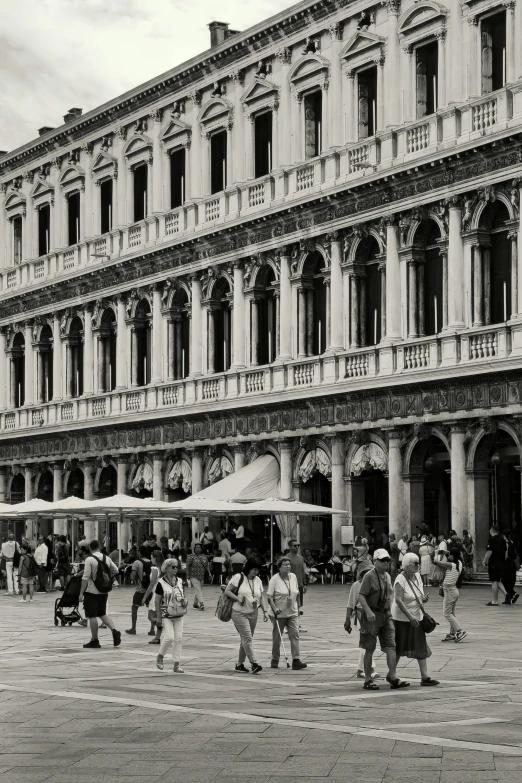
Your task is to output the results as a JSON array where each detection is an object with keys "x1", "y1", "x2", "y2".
[
  {"x1": 224, "y1": 557, "x2": 269, "y2": 674},
  {"x1": 436, "y1": 547, "x2": 467, "y2": 643},
  {"x1": 18, "y1": 544, "x2": 37, "y2": 603},
  {"x1": 154, "y1": 558, "x2": 188, "y2": 673}
]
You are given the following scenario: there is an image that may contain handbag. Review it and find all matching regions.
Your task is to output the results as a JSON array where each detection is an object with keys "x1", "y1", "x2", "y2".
[
  {"x1": 215, "y1": 574, "x2": 244, "y2": 623},
  {"x1": 404, "y1": 573, "x2": 438, "y2": 634}
]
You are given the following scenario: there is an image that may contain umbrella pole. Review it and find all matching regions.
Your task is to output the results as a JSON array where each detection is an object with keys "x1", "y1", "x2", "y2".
[
  {"x1": 270, "y1": 514, "x2": 274, "y2": 577},
  {"x1": 118, "y1": 512, "x2": 122, "y2": 567},
  {"x1": 71, "y1": 515, "x2": 75, "y2": 564}
]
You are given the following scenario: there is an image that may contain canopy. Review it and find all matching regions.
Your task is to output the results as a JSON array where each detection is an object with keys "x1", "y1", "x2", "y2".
[
  {"x1": 5, "y1": 498, "x2": 55, "y2": 516},
  {"x1": 169, "y1": 495, "x2": 345, "y2": 516},
  {"x1": 236, "y1": 498, "x2": 347, "y2": 516},
  {"x1": 87, "y1": 494, "x2": 174, "y2": 516},
  {"x1": 194, "y1": 454, "x2": 280, "y2": 502}
]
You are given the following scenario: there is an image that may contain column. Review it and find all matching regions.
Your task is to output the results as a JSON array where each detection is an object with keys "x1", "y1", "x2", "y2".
[
  {"x1": 251, "y1": 300, "x2": 259, "y2": 366},
  {"x1": 408, "y1": 261, "x2": 418, "y2": 338},
  {"x1": 82, "y1": 461, "x2": 96, "y2": 540},
  {"x1": 167, "y1": 319, "x2": 176, "y2": 380},
  {"x1": 151, "y1": 452, "x2": 164, "y2": 538},
  {"x1": 379, "y1": 262, "x2": 387, "y2": 339},
  {"x1": 437, "y1": 32, "x2": 447, "y2": 110},
  {"x1": 385, "y1": 3, "x2": 401, "y2": 126},
  {"x1": 201, "y1": 134, "x2": 210, "y2": 197},
  {"x1": 152, "y1": 111, "x2": 163, "y2": 213},
  {"x1": 350, "y1": 275, "x2": 359, "y2": 348},
  {"x1": 277, "y1": 53, "x2": 292, "y2": 167},
  {"x1": 516, "y1": 0, "x2": 522, "y2": 80},
  {"x1": 24, "y1": 322, "x2": 33, "y2": 406},
  {"x1": 36, "y1": 350, "x2": 45, "y2": 403},
  {"x1": 24, "y1": 465, "x2": 33, "y2": 502},
  {"x1": 447, "y1": 0, "x2": 464, "y2": 104},
  {"x1": 151, "y1": 285, "x2": 163, "y2": 383},
  {"x1": 417, "y1": 263, "x2": 425, "y2": 337},
  {"x1": 330, "y1": 437, "x2": 346, "y2": 553},
  {"x1": 278, "y1": 249, "x2": 292, "y2": 360},
  {"x1": 510, "y1": 232, "x2": 517, "y2": 318},
  {"x1": 51, "y1": 314, "x2": 62, "y2": 401},
  {"x1": 245, "y1": 115, "x2": 254, "y2": 180},
  {"x1": 0, "y1": 330, "x2": 6, "y2": 410},
  {"x1": 207, "y1": 310, "x2": 216, "y2": 374},
  {"x1": 130, "y1": 329, "x2": 139, "y2": 386},
  {"x1": 175, "y1": 321, "x2": 183, "y2": 379},
  {"x1": 376, "y1": 59, "x2": 385, "y2": 132},
  {"x1": 306, "y1": 290, "x2": 313, "y2": 356},
  {"x1": 329, "y1": 234, "x2": 343, "y2": 350},
  {"x1": 442, "y1": 251, "x2": 449, "y2": 329},
  {"x1": 97, "y1": 336, "x2": 106, "y2": 392},
  {"x1": 232, "y1": 263, "x2": 245, "y2": 368},
  {"x1": 189, "y1": 102, "x2": 202, "y2": 200},
  {"x1": 359, "y1": 275, "x2": 367, "y2": 346},
  {"x1": 82, "y1": 306, "x2": 93, "y2": 396},
  {"x1": 115, "y1": 134, "x2": 127, "y2": 226},
  {"x1": 279, "y1": 439, "x2": 293, "y2": 500},
  {"x1": 52, "y1": 462, "x2": 63, "y2": 502},
  {"x1": 328, "y1": 26, "x2": 343, "y2": 148},
  {"x1": 347, "y1": 73, "x2": 357, "y2": 142},
  {"x1": 190, "y1": 275, "x2": 202, "y2": 376},
  {"x1": 233, "y1": 444, "x2": 246, "y2": 473},
  {"x1": 190, "y1": 448, "x2": 204, "y2": 539},
  {"x1": 506, "y1": 2, "x2": 515, "y2": 83},
  {"x1": 126, "y1": 167, "x2": 134, "y2": 224},
  {"x1": 291, "y1": 94, "x2": 302, "y2": 163},
  {"x1": 473, "y1": 246, "x2": 483, "y2": 325},
  {"x1": 115, "y1": 295, "x2": 127, "y2": 389},
  {"x1": 401, "y1": 47, "x2": 413, "y2": 123},
  {"x1": 450, "y1": 422, "x2": 467, "y2": 536},
  {"x1": 385, "y1": 221, "x2": 401, "y2": 339},
  {"x1": 52, "y1": 165, "x2": 62, "y2": 250},
  {"x1": 386, "y1": 429, "x2": 405, "y2": 538},
  {"x1": 117, "y1": 457, "x2": 130, "y2": 549},
  {"x1": 483, "y1": 247, "x2": 491, "y2": 325},
  {"x1": 226, "y1": 128, "x2": 233, "y2": 187},
  {"x1": 83, "y1": 152, "x2": 93, "y2": 238},
  {"x1": 146, "y1": 163, "x2": 153, "y2": 217},
  {"x1": 10, "y1": 357, "x2": 16, "y2": 408},
  {"x1": 447, "y1": 201, "x2": 465, "y2": 328},
  {"x1": 0, "y1": 468, "x2": 7, "y2": 503}
]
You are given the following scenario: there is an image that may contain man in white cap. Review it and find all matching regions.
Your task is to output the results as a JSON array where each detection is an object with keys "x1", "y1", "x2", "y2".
[{"x1": 356, "y1": 548, "x2": 410, "y2": 691}]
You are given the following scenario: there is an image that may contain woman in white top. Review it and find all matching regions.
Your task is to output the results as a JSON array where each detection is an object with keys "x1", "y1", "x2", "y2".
[
  {"x1": 266, "y1": 558, "x2": 307, "y2": 670},
  {"x1": 154, "y1": 559, "x2": 188, "y2": 673},
  {"x1": 436, "y1": 548, "x2": 467, "y2": 643},
  {"x1": 418, "y1": 536, "x2": 434, "y2": 586},
  {"x1": 392, "y1": 553, "x2": 439, "y2": 686},
  {"x1": 143, "y1": 551, "x2": 164, "y2": 645},
  {"x1": 224, "y1": 558, "x2": 269, "y2": 674}
]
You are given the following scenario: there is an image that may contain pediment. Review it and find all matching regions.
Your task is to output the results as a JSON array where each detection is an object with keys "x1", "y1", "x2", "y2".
[
  {"x1": 398, "y1": 1, "x2": 447, "y2": 38},
  {"x1": 123, "y1": 134, "x2": 153, "y2": 161},
  {"x1": 198, "y1": 98, "x2": 233, "y2": 130},
  {"x1": 92, "y1": 150, "x2": 118, "y2": 181},
  {"x1": 340, "y1": 31, "x2": 385, "y2": 67},
  {"x1": 159, "y1": 116, "x2": 191, "y2": 151},
  {"x1": 30, "y1": 177, "x2": 55, "y2": 204},
  {"x1": 59, "y1": 164, "x2": 85, "y2": 192},
  {"x1": 241, "y1": 78, "x2": 280, "y2": 113},
  {"x1": 4, "y1": 189, "x2": 26, "y2": 216},
  {"x1": 288, "y1": 54, "x2": 330, "y2": 92}
]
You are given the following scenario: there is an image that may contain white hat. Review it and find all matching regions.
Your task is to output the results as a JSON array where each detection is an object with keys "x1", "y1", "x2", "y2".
[{"x1": 373, "y1": 548, "x2": 390, "y2": 561}]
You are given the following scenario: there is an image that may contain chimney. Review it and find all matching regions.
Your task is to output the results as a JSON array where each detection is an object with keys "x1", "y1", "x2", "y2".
[
  {"x1": 38, "y1": 126, "x2": 55, "y2": 136},
  {"x1": 208, "y1": 21, "x2": 230, "y2": 48},
  {"x1": 63, "y1": 107, "x2": 83, "y2": 124}
]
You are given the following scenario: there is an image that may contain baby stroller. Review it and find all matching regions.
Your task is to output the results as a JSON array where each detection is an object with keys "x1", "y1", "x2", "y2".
[{"x1": 54, "y1": 573, "x2": 83, "y2": 626}]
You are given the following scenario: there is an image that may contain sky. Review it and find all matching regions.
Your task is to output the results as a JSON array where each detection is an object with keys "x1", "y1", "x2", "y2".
[{"x1": 0, "y1": 0, "x2": 294, "y2": 154}]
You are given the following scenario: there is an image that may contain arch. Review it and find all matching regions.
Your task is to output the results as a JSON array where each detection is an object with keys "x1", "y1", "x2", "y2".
[
  {"x1": 166, "y1": 457, "x2": 192, "y2": 494},
  {"x1": 349, "y1": 229, "x2": 385, "y2": 263},
  {"x1": 9, "y1": 472, "x2": 25, "y2": 503},
  {"x1": 123, "y1": 134, "x2": 153, "y2": 161},
  {"x1": 165, "y1": 280, "x2": 191, "y2": 310},
  {"x1": 36, "y1": 469, "x2": 53, "y2": 501},
  {"x1": 207, "y1": 271, "x2": 233, "y2": 301},
  {"x1": 33, "y1": 318, "x2": 53, "y2": 343},
  {"x1": 287, "y1": 53, "x2": 330, "y2": 94},
  {"x1": 130, "y1": 460, "x2": 153, "y2": 494},
  {"x1": 206, "y1": 454, "x2": 234, "y2": 486},
  {"x1": 250, "y1": 258, "x2": 279, "y2": 288},
  {"x1": 472, "y1": 191, "x2": 516, "y2": 231},
  {"x1": 297, "y1": 246, "x2": 328, "y2": 277},
  {"x1": 11, "y1": 330, "x2": 25, "y2": 350},
  {"x1": 59, "y1": 165, "x2": 85, "y2": 192},
  {"x1": 398, "y1": 0, "x2": 447, "y2": 37},
  {"x1": 4, "y1": 189, "x2": 27, "y2": 215},
  {"x1": 66, "y1": 467, "x2": 85, "y2": 498},
  {"x1": 345, "y1": 433, "x2": 388, "y2": 475},
  {"x1": 403, "y1": 426, "x2": 450, "y2": 473},
  {"x1": 466, "y1": 420, "x2": 522, "y2": 471},
  {"x1": 198, "y1": 97, "x2": 233, "y2": 129},
  {"x1": 67, "y1": 313, "x2": 85, "y2": 337},
  {"x1": 294, "y1": 443, "x2": 332, "y2": 484},
  {"x1": 96, "y1": 464, "x2": 117, "y2": 497}
]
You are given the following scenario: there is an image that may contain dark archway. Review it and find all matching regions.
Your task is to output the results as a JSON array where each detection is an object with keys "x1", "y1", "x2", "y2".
[
  {"x1": 66, "y1": 468, "x2": 84, "y2": 499},
  {"x1": 299, "y1": 472, "x2": 332, "y2": 555}
]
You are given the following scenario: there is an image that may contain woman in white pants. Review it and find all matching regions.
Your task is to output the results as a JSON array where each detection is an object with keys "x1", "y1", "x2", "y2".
[{"x1": 154, "y1": 559, "x2": 188, "y2": 673}]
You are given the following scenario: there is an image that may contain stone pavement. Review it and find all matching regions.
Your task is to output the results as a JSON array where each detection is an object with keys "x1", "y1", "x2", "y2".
[{"x1": 0, "y1": 583, "x2": 521, "y2": 783}]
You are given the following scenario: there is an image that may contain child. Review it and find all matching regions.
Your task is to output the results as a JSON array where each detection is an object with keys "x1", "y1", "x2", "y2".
[
  {"x1": 344, "y1": 560, "x2": 380, "y2": 679},
  {"x1": 18, "y1": 544, "x2": 37, "y2": 603}
]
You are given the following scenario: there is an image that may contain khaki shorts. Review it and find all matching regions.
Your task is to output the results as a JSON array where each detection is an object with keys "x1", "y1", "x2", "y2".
[{"x1": 359, "y1": 610, "x2": 396, "y2": 653}]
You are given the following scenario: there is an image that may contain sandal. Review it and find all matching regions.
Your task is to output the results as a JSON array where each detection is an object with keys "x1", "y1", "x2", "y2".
[
  {"x1": 363, "y1": 680, "x2": 379, "y2": 690},
  {"x1": 421, "y1": 677, "x2": 440, "y2": 686},
  {"x1": 386, "y1": 675, "x2": 410, "y2": 689},
  {"x1": 156, "y1": 656, "x2": 164, "y2": 671}
]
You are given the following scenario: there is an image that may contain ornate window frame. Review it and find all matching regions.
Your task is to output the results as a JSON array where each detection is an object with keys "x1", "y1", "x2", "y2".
[
  {"x1": 91, "y1": 150, "x2": 118, "y2": 184},
  {"x1": 30, "y1": 176, "x2": 55, "y2": 208},
  {"x1": 123, "y1": 134, "x2": 154, "y2": 168},
  {"x1": 160, "y1": 115, "x2": 192, "y2": 154},
  {"x1": 198, "y1": 97, "x2": 234, "y2": 136},
  {"x1": 340, "y1": 31, "x2": 385, "y2": 75},
  {"x1": 4, "y1": 188, "x2": 27, "y2": 220},
  {"x1": 397, "y1": 1, "x2": 448, "y2": 46},
  {"x1": 241, "y1": 78, "x2": 280, "y2": 119},
  {"x1": 59, "y1": 164, "x2": 85, "y2": 196},
  {"x1": 287, "y1": 53, "x2": 330, "y2": 98},
  {"x1": 462, "y1": 0, "x2": 514, "y2": 22}
]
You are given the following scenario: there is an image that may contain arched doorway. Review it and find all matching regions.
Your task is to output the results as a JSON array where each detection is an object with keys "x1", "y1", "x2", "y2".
[
  {"x1": 10, "y1": 473, "x2": 25, "y2": 504},
  {"x1": 66, "y1": 468, "x2": 84, "y2": 498},
  {"x1": 407, "y1": 434, "x2": 450, "y2": 537},
  {"x1": 350, "y1": 235, "x2": 384, "y2": 347},
  {"x1": 348, "y1": 441, "x2": 388, "y2": 539},
  {"x1": 409, "y1": 218, "x2": 444, "y2": 337},
  {"x1": 478, "y1": 200, "x2": 513, "y2": 324},
  {"x1": 298, "y1": 252, "x2": 327, "y2": 358},
  {"x1": 298, "y1": 448, "x2": 332, "y2": 554},
  {"x1": 168, "y1": 289, "x2": 190, "y2": 380}
]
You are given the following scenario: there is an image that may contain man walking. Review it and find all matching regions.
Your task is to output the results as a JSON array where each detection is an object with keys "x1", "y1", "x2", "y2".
[
  {"x1": 287, "y1": 539, "x2": 307, "y2": 632},
  {"x1": 34, "y1": 536, "x2": 48, "y2": 592},
  {"x1": 78, "y1": 540, "x2": 121, "y2": 649},
  {"x1": 357, "y1": 548, "x2": 410, "y2": 690},
  {"x1": 1, "y1": 533, "x2": 21, "y2": 596},
  {"x1": 483, "y1": 525, "x2": 507, "y2": 606},
  {"x1": 126, "y1": 545, "x2": 153, "y2": 635}
]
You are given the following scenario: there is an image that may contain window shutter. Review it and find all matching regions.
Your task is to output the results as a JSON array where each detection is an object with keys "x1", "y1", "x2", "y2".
[{"x1": 481, "y1": 26, "x2": 493, "y2": 94}]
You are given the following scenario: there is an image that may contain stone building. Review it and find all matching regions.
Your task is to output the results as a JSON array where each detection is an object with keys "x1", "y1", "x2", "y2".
[{"x1": 1, "y1": 0, "x2": 522, "y2": 565}]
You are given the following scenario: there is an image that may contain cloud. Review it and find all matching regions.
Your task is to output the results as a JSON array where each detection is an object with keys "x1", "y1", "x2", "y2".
[{"x1": 0, "y1": 0, "x2": 291, "y2": 153}]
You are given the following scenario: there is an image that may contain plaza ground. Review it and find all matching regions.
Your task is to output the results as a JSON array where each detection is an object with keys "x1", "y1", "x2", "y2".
[{"x1": 0, "y1": 584, "x2": 521, "y2": 783}]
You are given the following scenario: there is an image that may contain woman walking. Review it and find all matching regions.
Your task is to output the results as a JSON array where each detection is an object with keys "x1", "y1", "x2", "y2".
[
  {"x1": 186, "y1": 543, "x2": 211, "y2": 611},
  {"x1": 154, "y1": 559, "x2": 188, "y2": 673},
  {"x1": 224, "y1": 557, "x2": 269, "y2": 674},
  {"x1": 266, "y1": 557, "x2": 307, "y2": 670},
  {"x1": 437, "y1": 548, "x2": 467, "y2": 643},
  {"x1": 419, "y1": 536, "x2": 434, "y2": 587},
  {"x1": 392, "y1": 553, "x2": 439, "y2": 686},
  {"x1": 18, "y1": 544, "x2": 37, "y2": 603}
]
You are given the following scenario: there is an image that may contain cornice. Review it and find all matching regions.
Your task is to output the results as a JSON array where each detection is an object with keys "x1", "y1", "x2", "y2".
[{"x1": 1, "y1": 129, "x2": 522, "y2": 322}]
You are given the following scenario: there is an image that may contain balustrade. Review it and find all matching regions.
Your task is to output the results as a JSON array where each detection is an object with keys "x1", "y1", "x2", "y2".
[{"x1": 245, "y1": 370, "x2": 264, "y2": 393}]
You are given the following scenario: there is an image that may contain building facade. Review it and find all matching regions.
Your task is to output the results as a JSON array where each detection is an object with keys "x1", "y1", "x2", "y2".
[{"x1": 1, "y1": 0, "x2": 522, "y2": 564}]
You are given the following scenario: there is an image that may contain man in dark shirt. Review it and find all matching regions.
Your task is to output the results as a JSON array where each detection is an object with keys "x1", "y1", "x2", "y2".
[
  {"x1": 287, "y1": 539, "x2": 307, "y2": 632},
  {"x1": 483, "y1": 525, "x2": 507, "y2": 606}
]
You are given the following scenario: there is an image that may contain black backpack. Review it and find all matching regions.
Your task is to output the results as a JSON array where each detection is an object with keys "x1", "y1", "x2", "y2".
[
  {"x1": 89, "y1": 554, "x2": 113, "y2": 593},
  {"x1": 138, "y1": 559, "x2": 152, "y2": 590},
  {"x1": 27, "y1": 555, "x2": 38, "y2": 578}
]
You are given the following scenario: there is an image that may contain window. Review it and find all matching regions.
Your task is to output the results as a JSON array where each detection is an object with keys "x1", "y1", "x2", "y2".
[
  {"x1": 170, "y1": 148, "x2": 186, "y2": 209},
  {"x1": 68, "y1": 192, "x2": 80, "y2": 246},
  {"x1": 13, "y1": 216, "x2": 22, "y2": 265},
  {"x1": 365, "y1": 263, "x2": 382, "y2": 345},
  {"x1": 210, "y1": 130, "x2": 227, "y2": 194},
  {"x1": 133, "y1": 163, "x2": 148, "y2": 222},
  {"x1": 100, "y1": 179, "x2": 113, "y2": 234},
  {"x1": 304, "y1": 91, "x2": 322, "y2": 159},
  {"x1": 358, "y1": 67, "x2": 377, "y2": 140},
  {"x1": 38, "y1": 205, "x2": 50, "y2": 257},
  {"x1": 490, "y1": 230, "x2": 511, "y2": 323},
  {"x1": 424, "y1": 249, "x2": 443, "y2": 335},
  {"x1": 254, "y1": 112, "x2": 273, "y2": 177},
  {"x1": 481, "y1": 11, "x2": 506, "y2": 94},
  {"x1": 416, "y1": 41, "x2": 438, "y2": 118}
]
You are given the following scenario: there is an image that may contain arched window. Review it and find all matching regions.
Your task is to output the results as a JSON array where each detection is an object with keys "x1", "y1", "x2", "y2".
[
  {"x1": 132, "y1": 299, "x2": 151, "y2": 387},
  {"x1": 67, "y1": 317, "x2": 84, "y2": 398},
  {"x1": 37, "y1": 324, "x2": 53, "y2": 403},
  {"x1": 407, "y1": 218, "x2": 444, "y2": 338},
  {"x1": 209, "y1": 278, "x2": 231, "y2": 373},
  {"x1": 481, "y1": 201, "x2": 512, "y2": 325},
  {"x1": 98, "y1": 309, "x2": 117, "y2": 392},
  {"x1": 253, "y1": 266, "x2": 278, "y2": 366},
  {"x1": 10, "y1": 473, "x2": 25, "y2": 504},
  {"x1": 66, "y1": 468, "x2": 84, "y2": 499},
  {"x1": 350, "y1": 236, "x2": 383, "y2": 347},
  {"x1": 298, "y1": 252, "x2": 327, "y2": 358},
  {"x1": 37, "y1": 470, "x2": 54, "y2": 501},
  {"x1": 168, "y1": 289, "x2": 190, "y2": 380},
  {"x1": 10, "y1": 332, "x2": 25, "y2": 408}
]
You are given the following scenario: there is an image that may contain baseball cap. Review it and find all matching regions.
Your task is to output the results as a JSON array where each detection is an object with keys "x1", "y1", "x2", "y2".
[{"x1": 373, "y1": 548, "x2": 391, "y2": 561}]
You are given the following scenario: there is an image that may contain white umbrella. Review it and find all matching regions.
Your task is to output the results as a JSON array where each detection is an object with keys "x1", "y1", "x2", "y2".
[
  {"x1": 0, "y1": 501, "x2": 21, "y2": 514},
  {"x1": 239, "y1": 498, "x2": 347, "y2": 516},
  {"x1": 87, "y1": 494, "x2": 174, "y2": 516},
  {"x1": 168, "y1": 497, "x2": 246, "y2": 515},
  {"x1": 6, "y1": 498, "x2": 56, "y2": 516}
]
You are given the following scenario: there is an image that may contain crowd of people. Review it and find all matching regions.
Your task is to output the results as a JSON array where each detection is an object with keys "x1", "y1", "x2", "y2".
[{"x1": 0, "y1": 521, "x2": 519, "y2": 685}]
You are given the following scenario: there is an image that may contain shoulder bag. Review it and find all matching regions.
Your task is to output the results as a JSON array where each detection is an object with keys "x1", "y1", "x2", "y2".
[
  {"x1": 403, "y1": 573, "x2": 438, "y2": 634},
  {"x1": 215, "y1": 573, "x2": 244, "y2": 623}
]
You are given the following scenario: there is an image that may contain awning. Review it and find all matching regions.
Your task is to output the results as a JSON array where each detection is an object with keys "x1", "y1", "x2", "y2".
[{"x1": 194, "y1": 454, "x2": 280, "y2": 502}]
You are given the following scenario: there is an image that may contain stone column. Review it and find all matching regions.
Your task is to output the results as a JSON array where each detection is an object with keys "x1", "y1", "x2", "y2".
[
  {"x1": 36, "y1": 349, "x2": 45, "y2": 403},
  {"x1": 277, "y1": 51, "x2": 292, "y2": 166},
  {"x1": 447, "y1": 200, "x2": 465, "y2": 328},
  {"x1": 24, "y1": 322, "x2": 34, "y2": 406},
  {"x1": 329, "y1": 233, "x2": 343, "y2": 350},
  {"x1": 126, "y1": 166, "x2": 134, "y2": 224},
  {"x1": 251, "y1": 299, "x2": 259, "y2": 366},
  {"x1": 151, "y1": 285, "x2": 163, "y2": 384},
  {"x1": 190, "y1": 275, "x2": 203, "y2": 376},
  {"x1": 279, "y1": 439, "x2": 293, "y2": 500},
  {"x1": 151, "y1": 452, "x2": 165, "y2": 538},
  {"x1": 82, "y1": 149, "x2": 93, "y2": 238},
  {"x1": 408, "y1": 261, "x2": 418, "y2": 338},
  {"x1": 167, "y1": 319, "x2": 176, "y2": 380},
  {"x1": 52, "y1": 165, "x2": 63, "y2": 250},
  {"x1": 175, "y1": 320, "x2": 183, "y2": 379},
  {"x1": 359, "y1": 275, "x2": 367, "y2": 346},
  {"x1": 306, "y1": 290, "x2": 314, "y2": 357},
  {"x1": 190, "y1": 448, "x2": 204, "y2": 539},
  {"x1": 483, "y1": 246, "x2": 491, "y2": 325},
  {"x1": 386, "y1": 428, "x2": 405, "y2": 539},
  {"x1": 436, "y1": 31, "x2": 447, "y2": 110},
  {"x1": 505, "y1": 2, "x2": 515, "y2": 83},
  {"x1": 130, "y1": 328, "x2": 139, "y2": 387},
  {"x1": 417, "y1": 262, "x2": 425, "y2": 337},
  {"x1": 441, "y1": 250, "x2": 449, "y2": 329},
  {"x1": 51, "y1": 313, "x2": 62, "y2": 401},
  {"x1": 233, "y1": 443, "x2": 247, "y2": 473},
  {"x1": 114, "y1": 132, "x2": 127, "y2": 226},
  {"x1": 376, "y1": 58, "x2": 385, "y2": 132},
  {"x1": 328, "y1": 26, "x2": 343, "y2": 148},
  {"x1": 385, "y1": 221, "x2": 401, "y2": 339},
  {"x1": 450, "y1": 422, "x2": 467, "y2": 536},
  {"x1": 384, "y1": 2, "x2": 401, "y2": 126},
  {"x1": 0, "y1": 468, "x2": 7, "y2": 503},
  {"x1": 379, "y1": 261, "x2": 387, "y2": 340},
  {"x1": 510, "y1": 231, "x2": 518, "y2": 319},
  {"x1": 83, "y1": 461, "x2": 95, "y2": 501},
  {"x1": 24, "y1": 465, "x2": 33, "y2": 502},
  {"x1": 516, "y1": 0, "x2": 522, "y2": 80},
  {"x1": 117, "y1": 456, "x2": 130, "y2": 549},
  {"x1": 330, "y1": 436, "x2": 346, "y2": 553},
  {"x1": 189, "y1": 100, "x2": 202, "y2": 200},
  {"x1": 151, "y1": 110, "x2": 163, "y2": 213},
  {"x1": 473, "y1": 245, "x2": 483, "y2": 326},
  {"x1": 278, "y1": 248, "x2": 292, "y2": 360},
  {"x1": 52, "y1": 462, "x2": 64, "y2": 501},
  {"x1": 201, "y1": 133, "x2": 210, "y2": 197},
  {"x1": 350, "y1": 275, "x2": 360, "y2": 348},
  {"x1": 115, "y1": 295, "x2": 127, "y2": 390},
  {"x1": 207, "y1": 309, "x2": 216, "y2": 375},
  {"x1": 297, "y1": 288, "x2": 306, "y2": 358},
  {"x1": 0, "y1": 330, "x2": 6, "y2": 410},
  {"x1": 245, "y1": 115, "x2": 254, "y2": 180},
  {"x1": 232, "y1": 263, "x2": 245, "y2": 368},
  {"x1": 82, "y1": 306, "x2": 93, "y2": 396},
  {"x1": 226, "y1": 127, "x2": 233, "y2": 188}
]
